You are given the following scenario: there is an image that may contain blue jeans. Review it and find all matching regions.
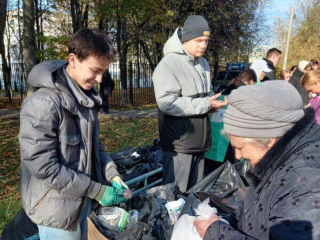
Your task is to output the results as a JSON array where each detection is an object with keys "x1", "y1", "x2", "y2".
[{"x1": 37, "y1": 198, "x2": 91, "y2": 240}]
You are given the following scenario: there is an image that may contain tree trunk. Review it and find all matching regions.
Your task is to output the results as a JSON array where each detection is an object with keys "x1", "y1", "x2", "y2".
[
  {"x1": 70, "y1": 0, "x2": 81, "y2": 33},
  {"x1": 23, "y1": 0, "x2": 38, "y2": 96},
  {"x1": 0, "y1": 0, "x2": 12, "y2": 102},
  {"x1": 140, "y1": 40, "x2": 155, "y2": 71},
  {"x1": 116, "y1": 14, "x2": 129, "y2": 105},
  {"x1": 135, "y1": 37, "x2": 140, "y2": 88}
]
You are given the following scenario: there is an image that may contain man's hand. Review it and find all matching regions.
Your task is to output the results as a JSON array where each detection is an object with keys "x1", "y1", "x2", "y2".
[
  {"x1": 209, "y1": 93, "x2": 228, "y2": 110},
  {"x1": 193, "y1": 214, "x2": 219, "y2": 238},
  {"x1": 112, "y1": 176, "x2": 129, "y2": 190},
  {"x1": 98, "y1": 186, "x2": 126, "y2": 206}
]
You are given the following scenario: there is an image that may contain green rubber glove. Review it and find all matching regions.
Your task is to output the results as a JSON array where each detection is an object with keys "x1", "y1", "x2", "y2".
[
  {"x1": 112, "y1": 176, "x2": 129, "y2": 190},
  {"x1": 99, "y1": 186, "x2": 126, "y2": 206}
]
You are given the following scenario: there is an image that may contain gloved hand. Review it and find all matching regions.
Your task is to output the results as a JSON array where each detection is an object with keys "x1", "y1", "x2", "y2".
[
  {"x1": 98, "y1": 186, "x2": 126, "y2": 206},
  {"x1": 112, "y1": 176, "x2": 129, "y2": 190}
]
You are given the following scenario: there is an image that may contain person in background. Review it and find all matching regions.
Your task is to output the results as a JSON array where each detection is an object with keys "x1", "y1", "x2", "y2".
[
  {"x1": 194, "y1": 81, "x2": 320, "y2": 240},
  {"x1": 153, "y1": 15, "x2": 227, "y2": 193},
  {"x1": 19, "y1": 29, "x2": 128, "y2": 239},
  {"x1": 100, "y1": 69, "x2": 115, "y2": 114},
  {"x1": 290, "y1": 60, "x2": 313, "y2": 107},
  {"x1": 310, "y1": 59, "x2": 319, "y2": 70},
  {"x1": 250, "y1": 59, "x2": 272, "y2": 84},
  {"x1": 301, "y1": 70, "x2": 320, "y2": 124},
  {"x1": 204, "y1": 69, "x2": 257, "y2": 174},
  {"x1": 262, "y1": 48, "x2": 282, "y2": 81},
  {"x1": 289, "y1": 65, "x2": 297, "y2": 76},
  {"x1": 280, "y1": 70, "x2": 291, "y2": 81}
]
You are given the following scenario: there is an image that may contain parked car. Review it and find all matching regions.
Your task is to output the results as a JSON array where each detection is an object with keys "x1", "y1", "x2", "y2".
[{"x1": 212, "y1": 63, "x2": 250, "y2": 93}]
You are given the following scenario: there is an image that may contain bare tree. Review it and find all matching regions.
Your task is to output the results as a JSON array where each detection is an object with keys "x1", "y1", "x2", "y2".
[
  {"x1": 0, "y1": 0, "x2": 12, "y2": 102},
  {"x1": 23, "y1": 0, "x2": 38, "y2": 95}
]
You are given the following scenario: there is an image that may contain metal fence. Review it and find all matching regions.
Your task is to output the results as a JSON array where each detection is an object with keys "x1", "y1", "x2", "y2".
[{"x1": 0, "y1": 62, "x2": 156, "y2": 107}]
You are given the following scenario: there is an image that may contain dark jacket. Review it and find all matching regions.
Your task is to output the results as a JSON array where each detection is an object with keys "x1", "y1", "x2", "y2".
[
  {"x1": 100, "y1": 71, "x2": 115, "y2": 94},
  {"x1": 262, "y1": 58, "x2": 276, "y2": 81},
  {"x1": 290, "y1": 68, "x2": 309, "y2": 106},
  {"x1": 19, "y1": 61, "x2": 119, "y2": 231},
  {"x1": 204, "y1": 108, "x2": 320, "y2": 240},
  {"x1": 153, "y1": 27, "x2": 213, "y2": 153}
]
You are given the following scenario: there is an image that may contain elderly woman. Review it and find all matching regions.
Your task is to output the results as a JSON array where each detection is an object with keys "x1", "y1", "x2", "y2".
[{"x1": 194, "y1": 81, "x2": 320, "y2": 239}]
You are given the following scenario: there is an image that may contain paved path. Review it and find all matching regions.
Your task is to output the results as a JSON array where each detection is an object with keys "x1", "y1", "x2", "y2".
[{"x1": 0, "y1": 109, "x2": 157, "y2": 120}]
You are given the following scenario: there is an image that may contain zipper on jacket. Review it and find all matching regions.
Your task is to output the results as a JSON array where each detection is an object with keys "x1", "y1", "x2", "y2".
[{"x1": 29, "y1": 187, "x2": 51, "y2": 215}]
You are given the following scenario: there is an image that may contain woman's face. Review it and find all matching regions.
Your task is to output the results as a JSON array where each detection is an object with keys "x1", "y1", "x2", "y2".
[
  {"x1": 229, "y1": 135, "x2": 276, "y2": 167},
  {"x1": 304, "y1": 81, "x2": 320, "y2": 95},
  {"x1": 283, "y1": 72, "x2": 291, "y2": 81}
]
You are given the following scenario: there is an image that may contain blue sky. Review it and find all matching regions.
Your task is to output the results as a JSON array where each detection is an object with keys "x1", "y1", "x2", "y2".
[{"x1": 264, "y1": 0, "x2": 297, "y2": 46}]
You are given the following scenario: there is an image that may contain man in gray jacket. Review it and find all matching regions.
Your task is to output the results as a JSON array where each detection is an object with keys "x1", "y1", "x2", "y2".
[
  {"x1": 19, "y1": 29, "x2": 128, "y2": 239},
  {"x1": 153, "y1": 15, "x2": 227, "y2": 193}
]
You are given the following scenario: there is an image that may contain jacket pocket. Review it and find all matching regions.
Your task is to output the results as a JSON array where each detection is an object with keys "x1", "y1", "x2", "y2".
[
  {"x1": 58, "y1": 134, "x2": 81, "y2": 165},
  {"x1": 29, "y1": 187, "x2": 51, "y2": 215}
]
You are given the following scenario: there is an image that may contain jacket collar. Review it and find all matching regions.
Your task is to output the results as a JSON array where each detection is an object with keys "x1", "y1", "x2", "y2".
[
  {"x1": 55, "y1": 66, "x2": 102, "y2": 115},
  {"x1": 247, "y1": 108, "x2": 319, "y2": 186},
  {"x1": 263, "y1": 58, "x2": 275, "y2": 70}
]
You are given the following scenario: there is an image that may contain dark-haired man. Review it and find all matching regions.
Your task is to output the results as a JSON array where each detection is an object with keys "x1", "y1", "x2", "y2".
[
  {"x1": 262, "y1": 48, "x2": 282, "y2": 81},
  {"x1": 153, "y1": 15, "x2": 227, "y2": 193},
  {"x1": 19, "y1": 29, "x2": 128, "y2": 239}
]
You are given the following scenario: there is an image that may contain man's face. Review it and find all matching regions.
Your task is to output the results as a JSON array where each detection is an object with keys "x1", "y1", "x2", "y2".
[
  {"x1": 183, "y1": 36, "x2": 209, "y2": 58},
  {"x1": 269, "y1": 54, "x2": 281, "y2": 67},
  {"x1": 67, "y1": 54, "x2": 111, "y2": 90}
]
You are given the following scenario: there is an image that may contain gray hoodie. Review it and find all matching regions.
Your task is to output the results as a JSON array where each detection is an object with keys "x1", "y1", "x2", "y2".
[
  {"x1": 153, "y1": 27, "x2": 214, "y2": 153},
  {"x1": 19, "y1": 60, "x2": 118, "y2": 230}
]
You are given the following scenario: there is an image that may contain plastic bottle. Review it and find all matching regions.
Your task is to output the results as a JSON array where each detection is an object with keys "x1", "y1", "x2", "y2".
[{"x1": 116, "y1": 189, "x2": 132, "y2": 199}]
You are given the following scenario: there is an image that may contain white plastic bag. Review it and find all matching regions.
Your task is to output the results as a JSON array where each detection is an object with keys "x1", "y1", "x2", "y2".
[{"x1": 171, "y1": 198, "x2": 228, "y2": 240}]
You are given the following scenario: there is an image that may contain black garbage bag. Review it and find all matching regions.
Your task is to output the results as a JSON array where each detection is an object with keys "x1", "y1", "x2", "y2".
[
  {"x1": 139, "y1": 197, "x2": 173, "y2": 240},
  {"x1": 178, "y1": 193, "x2": 201, "y2": 217},
  {"x1": 92, "y1": 183, "x2": 176, "y2": 240},
  {"x1": 113, "y1": 222, "x2": 156, "y2": 240},
  {"x1": 0, "y1": 208, "x2": 38, "y2": 240},
  {"x1": 187, "y1": 161, "x2": 247, "y2": 215},
  {"x1": 110, "y1": 140, "x2": 163, "y2": 191},
  {"x1": 233, "y1": 160, "x2": 251, "y2": 186},
  {"x1": 146, "y1": 182, "x2": 176, "y2": 202}
]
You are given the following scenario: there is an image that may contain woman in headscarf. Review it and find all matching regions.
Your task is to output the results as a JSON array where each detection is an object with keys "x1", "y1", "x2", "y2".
[{"x1": 195, "y1": 81, "x2": 320, "y2": 239}]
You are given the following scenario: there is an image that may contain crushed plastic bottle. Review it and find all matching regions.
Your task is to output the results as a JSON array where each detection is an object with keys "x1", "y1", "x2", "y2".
[{"x1": 116, "y1": 189, "x2": 132, "y2": 199}]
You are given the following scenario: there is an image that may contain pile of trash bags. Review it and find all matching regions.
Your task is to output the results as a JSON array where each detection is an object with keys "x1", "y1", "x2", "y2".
[
  {"x1": 1, "y1": 139, "x2": 251, "y2": 240},
  {"x1": 88, "y1": 160, "x2": 250, "y2": 240},
  {"x1": 110, "y1": 139, "x2": 163, "y2": 190}
]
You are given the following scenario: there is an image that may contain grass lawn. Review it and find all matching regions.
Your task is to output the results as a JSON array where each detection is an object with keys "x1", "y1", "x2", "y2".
[{"x1": 0, "y1": 116, "x2": 159, "y2": 234}]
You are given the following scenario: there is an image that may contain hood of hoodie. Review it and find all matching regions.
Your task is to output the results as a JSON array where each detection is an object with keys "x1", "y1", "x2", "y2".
[
  {"x1": 27, "y1": 60, "x2": 67, "y2": 90},
  {"x1": 27, "y1": 60, "x2": 102, "y2": 111},
  {"x1": 263, "y1": 58, "x2": 275, "y2": 70},
  {"x1": 163, "y1": 27, "x2": 196, "y2": 63}
]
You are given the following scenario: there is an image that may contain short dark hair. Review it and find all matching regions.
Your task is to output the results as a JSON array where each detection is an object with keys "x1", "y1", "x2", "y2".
[
  {"x1": 68, "y1": 28, "x2": 118, "y2": 62},
  {"x1": 266, "y1": 48, "x2": 282, "y2": 58},
  {"x1": 310, "y1": 59, "x2": 319, "y2": 67},
  {"x1": 228, "y1": 69, "x2": 257, "y2": 87}
]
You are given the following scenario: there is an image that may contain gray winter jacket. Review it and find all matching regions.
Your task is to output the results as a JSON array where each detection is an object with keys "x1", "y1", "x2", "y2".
[
  {"x1": 19, "y1": 60, "x2": 119, "y2": 231},
  {"x1": 204, "y1": 109, "x2": 320, "y2": 239},
  {"x1": 153, "y1": 27, "x2": 214, "y2": 153}
]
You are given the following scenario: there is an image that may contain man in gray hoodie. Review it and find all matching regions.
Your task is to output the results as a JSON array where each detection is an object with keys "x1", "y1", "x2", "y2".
[
  {"x1": 19, "y1": 29, "x2": 128, "y2": 239},
  {"x1": 153, "y1": 15, "x2": 227, "y2": 193}
]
